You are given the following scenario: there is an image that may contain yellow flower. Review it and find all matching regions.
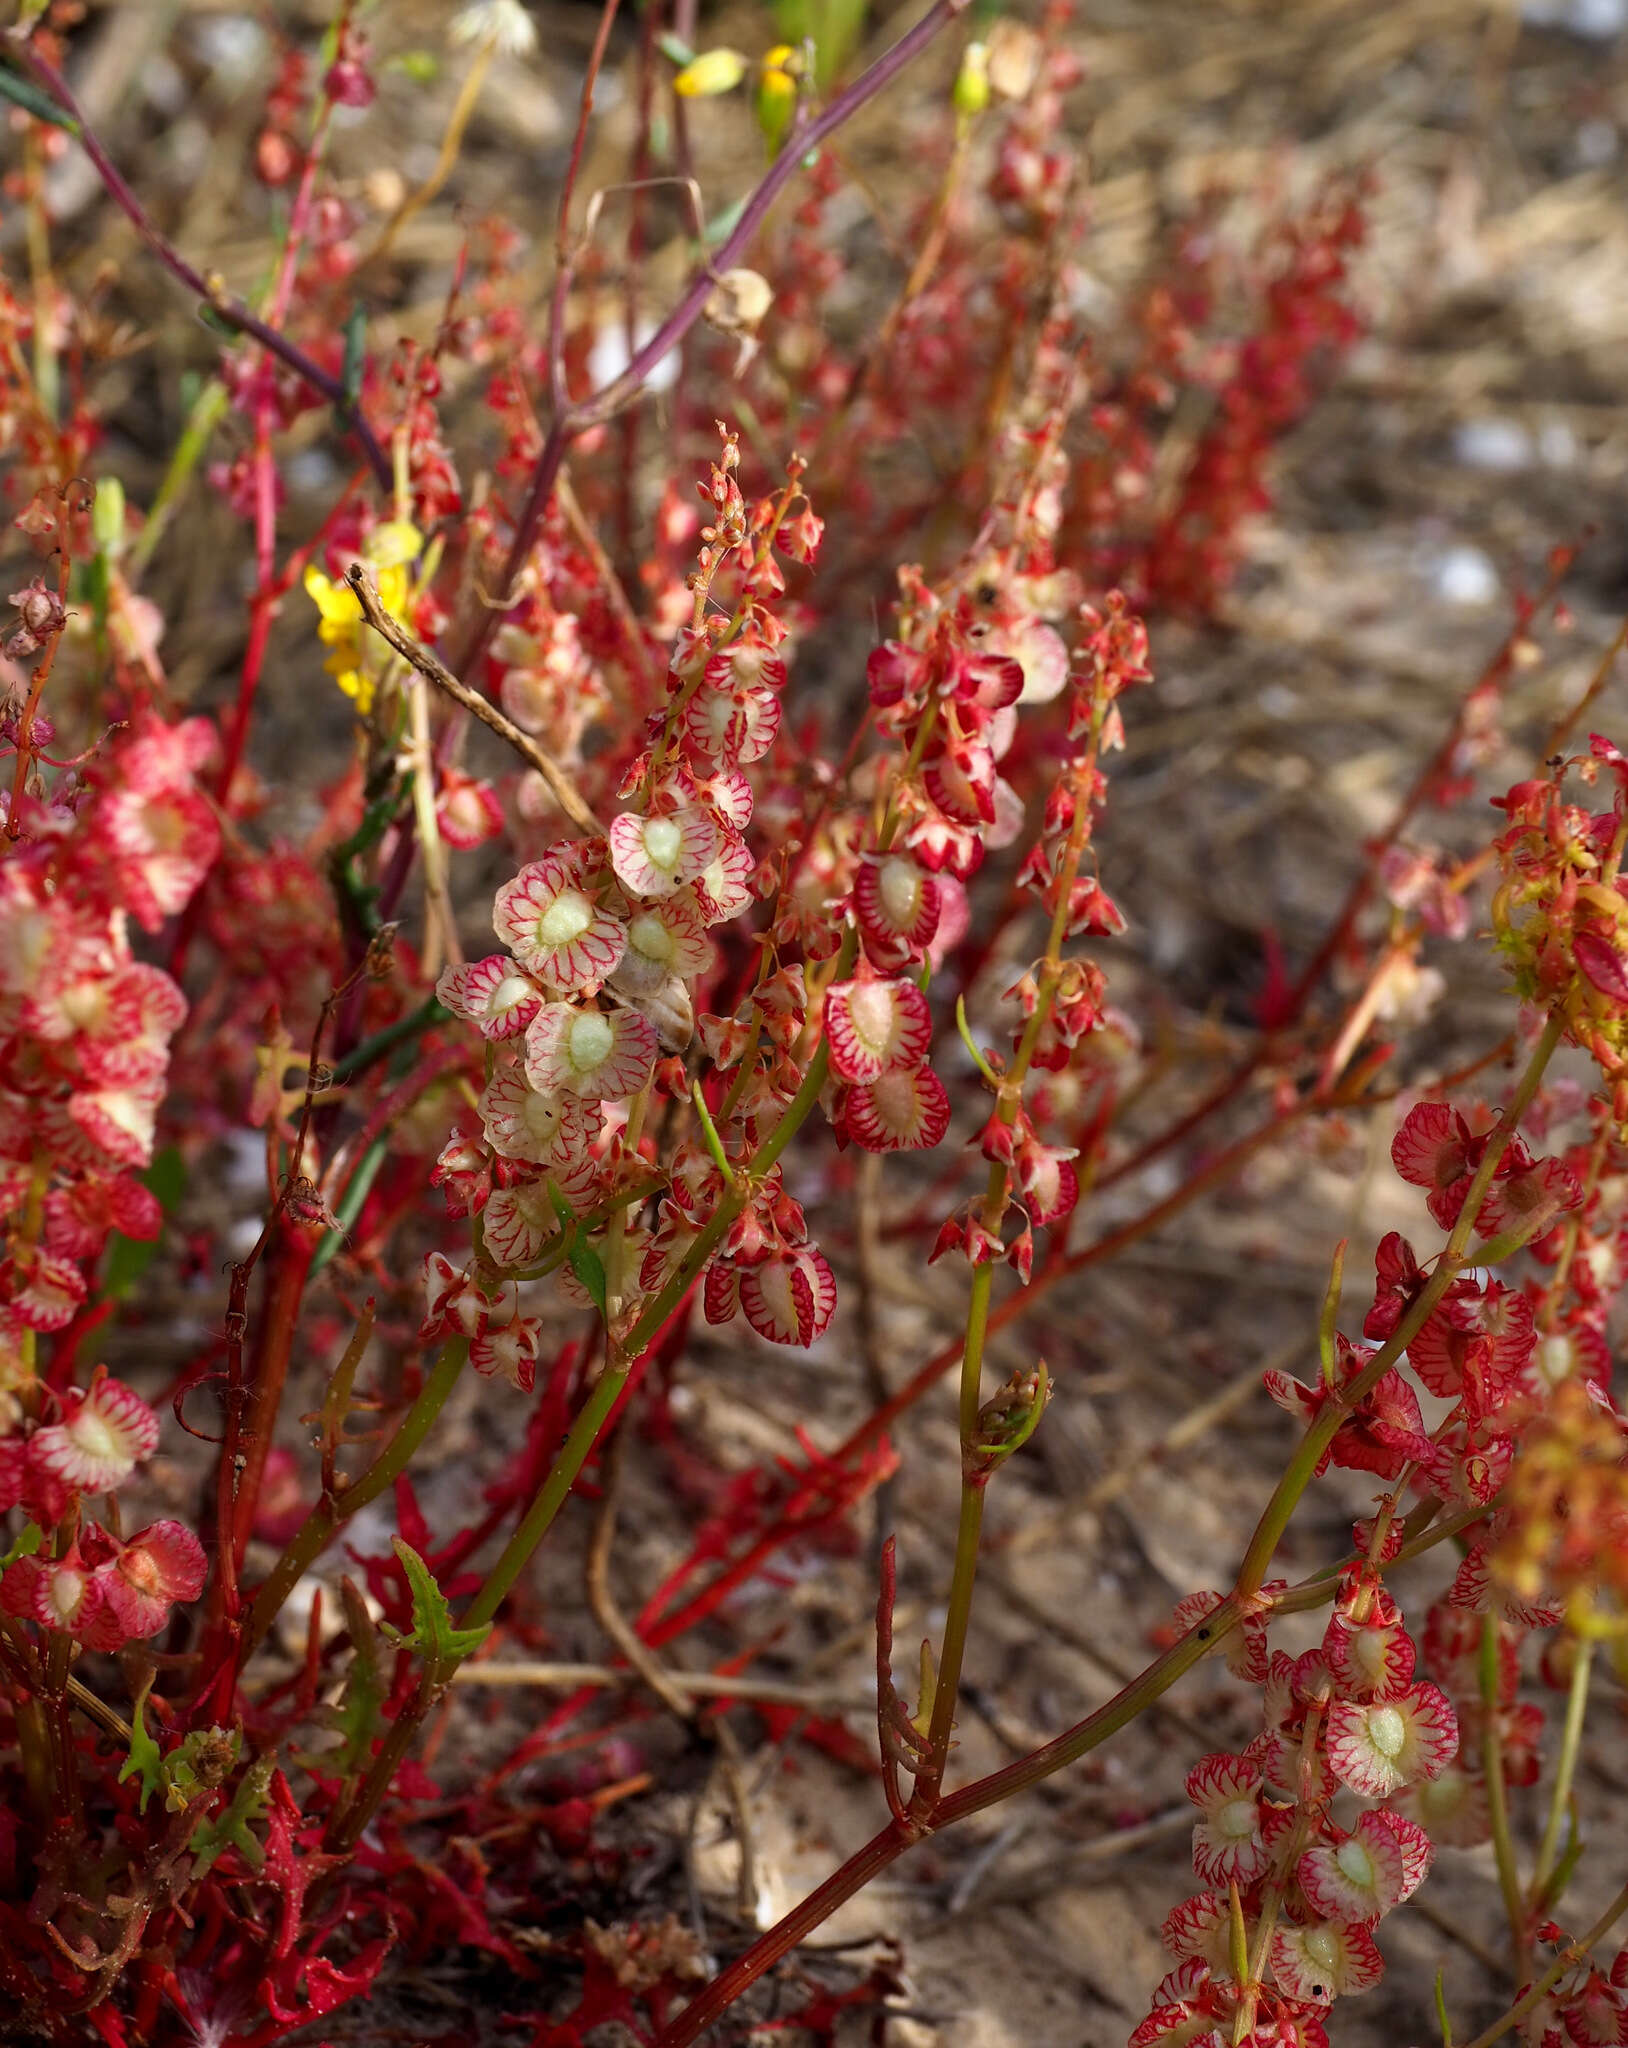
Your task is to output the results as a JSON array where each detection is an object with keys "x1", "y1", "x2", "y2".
[
  {"x1": 757, "y1": 58, "x2": 797, "y2": 156},
  {"x1": 304, "y1": 565, "x2": 374, "y2": 712},
  {"x1": 673, "y1": 47, "x2": 747, "y2": 97},
  {"x1": 303, "y1": 526, "x2": 419, "y2": 716}
]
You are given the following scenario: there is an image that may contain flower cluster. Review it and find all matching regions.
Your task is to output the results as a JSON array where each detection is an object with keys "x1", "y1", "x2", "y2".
[
  {"x1": 1, "y1": 705, "x2": 216, "y2": 1651},
  {"x1": 1143, "y1": 1034, "x2": 1614, "y2": 2039},
  {"x1": 429, "y1": 434, "x2": 836, "y2": 1350},
  {"x1": 1493, "y1": 736, "x2": 1628, "y2": 1116},
  {"x1": 1, "y1": 710, "x2": 217, "y2": 1344},
  {"x1": 0, "y1": 1365, "x2": 203, "y2": 1648},
  {"x1": 1139, "y1": 1564, "x2": 1451, "y2": 2042}
]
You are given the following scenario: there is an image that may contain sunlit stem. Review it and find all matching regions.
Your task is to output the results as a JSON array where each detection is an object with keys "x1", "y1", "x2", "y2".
[
  {"x1": 1234, "y1": 1007, "x2": 1565, "y2": 1601},
  {"x1": 1482, "y1": 1612, "x2": 1530, "y2": 1973},
  {"x1": 1531, "y1": 1633, "x2": 1594, "y2": 1910},
  {"x1": 244, "y1": 1337, "x2": 469, "y2": 1655}
]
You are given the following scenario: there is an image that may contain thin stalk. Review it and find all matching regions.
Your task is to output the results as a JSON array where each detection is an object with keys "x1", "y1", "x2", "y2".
[
  {"x1": 40, "y1": 1626, "x2": 83, "y2": 1831},
  {"x1": 1531, "y1": 1636, "x2": 1594, "y2": 1908},
  {"x1": 1233, "y1": 1008, "x2": 1565, "y2": 1601},
  {"x1": 911, "y1": 1467, "x2": 986, "y2": 1811},
  {"x1": 243, "y1": 1338, "x2": 470, "y2": 1655},
  {"x1": 1482, "y1": 1613, "x2": 1530, "y2": 1974},
  {"x1": 1456, "y1": 1877, "x2": 1628, "y2": 2048},
  {"x1": 13, "y1": 1693, "x2": 54, "y2": 1825},
  {"x1": 657, "y1": 1820, "x2": 919, "y2": 2047},
  {"x1": 327, "y1": 1027, "x2": 842, "y2": 1853},
  {"x1": 129, "y1": 378, "x2": 230, "y2": 575},
  {"x1": 228, "y1": 1222, "x2": 318, "y2": 1572}
]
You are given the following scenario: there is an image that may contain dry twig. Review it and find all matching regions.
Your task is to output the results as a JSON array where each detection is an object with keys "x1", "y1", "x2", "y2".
[{"x1": 346, "y1": 563, "x2": 601, "y2": 835}]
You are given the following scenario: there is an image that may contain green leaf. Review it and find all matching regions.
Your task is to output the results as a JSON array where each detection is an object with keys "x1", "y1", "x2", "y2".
[
  {"x1": 567, "y1": 1235, "x2": 609, "y2": 1320},
  {"x1": 92, "y1": 477, "x2": 126, "y2": 555},
  {"x1": 102, "y1": 1145, "x2": 186, "y2": 1299},
  {"x1": 0, "y1": 1523, "x2": 43, "y2": 1571},
  {"x1": 164, "y1": 1725, "x2": 241, "y2": 1812},
  {"x1": 190, "y1": 1750, "x2": 271, "y2": 1875},
  {"x1": 311, "y1": 1131, "x2": 386, "y2": 1277},
  {"x1": 121, "y1": 1684, "x2": 245, "y2": 1825},
  {"x1": 118, "y1": 1677, "x2": 165, "y2": 1815},
  {"x1": 703, "y1": 193, "x2": 751, "y2": 248},
  {"x1": 196, "y1": 302, "x2": 243, "y2": 342},
  {"x1": 331, "y1": 1580, "x2": 387, "y2": 1770},
  {"x1": 382, "y1": 1538, "x2": 491, "y2": 1665},
  {"x1": 0, "y1": 64, "x2": 81, "y2": 132},
  {"x1": 546, "y1": 1184, "x2": 608, "y2": 1320},
  {"x1": 768, "y1": 0, "x2": 867, "y2": 86}
]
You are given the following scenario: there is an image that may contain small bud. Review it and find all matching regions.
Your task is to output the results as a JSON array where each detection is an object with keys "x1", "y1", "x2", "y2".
[
  {"x1": 92, "y1": 477, "x2": 125, "y2": 556},
  {"x1": 673, "y1": 47, "x2": 748, "y2": 97},
  {"x1": 6, "y1": 577, "x2": 66, "y2": 656},
  {"x1": 953, "y1": 41, "x2": 990, "y2": 118},
  {"x1": 450, "y1": 0, "x2": 539, "y2": 56},
  {"x1": 704, "y1": 269, "x2": 775, "y2": 377},
  {"x1": 757, "y1": 62, "x2": 798, "y2": 156},
  {"x1": 704, "y1": 268, "x2": 774, "y2": 337},
  {"x1": 965, "y1": 1360, "x2": 1050, "y2": 1481}
]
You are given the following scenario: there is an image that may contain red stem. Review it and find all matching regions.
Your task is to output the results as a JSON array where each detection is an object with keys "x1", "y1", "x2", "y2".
[
  {"x1": 228, "y1": 1222, "x2": 319, "y2": 1574},
  {"x1": 657, "y1": 1820, "x2": 917, "y2": 2046}
]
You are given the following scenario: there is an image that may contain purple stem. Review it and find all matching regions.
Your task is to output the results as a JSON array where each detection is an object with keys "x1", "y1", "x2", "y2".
[
  {"x1": 11, "y1": 36, "x2": 391, "y2": 490},
  {"x1": 448, "y1": 0, "x2": 967, "y2": 681}
]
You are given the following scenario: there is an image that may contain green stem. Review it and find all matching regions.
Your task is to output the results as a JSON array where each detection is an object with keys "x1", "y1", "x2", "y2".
[
  {"x1": 1482, "y1": 1613, "x2": 1530, "y2": 1974},
  {"x1": 1234, "y1": 1009, "x2": 1564, "y2": 1600},
  {"x1": 243, "y1": 1337, "x2": 469, "y2": 1655},
  {"x1": 658, "y1": 1505, "x2": 1481, "y2": 2044},
  {"x1": 130, "y1": 376, "x2": 231, "y2": 575},
  {"x1": 13, "y1": 1694, "x2": 54, "y2": 1825},
  {"x1": 937, "y1": 1499, "x2": 1486, "y2": 1826},
  {"x1": 328, "y1": 994, "x2": 447, "y2": 1086},
  {"x1": 462, "y1": 1355, "x2": 632, "y2": 1637},
  {"x1": 911, "y1": 1261, "x2": 993, "y2": 1808},
  {"x1": 41, "y1": 1627, "x2": 82, "y2": 1830},
  {"x1": 327, "y1": 1030, "x2": 844, "y2": 1854},
  {"x1": 912, "y1": 1478, "x2": 985, "y2": 1810},
  {"x1": 1456, "y1": 1877, "x2": 1628, "y2": 2048},
  {"x1": 1531, "y1": 1636, "x2": 1594, "y2": 1909}
]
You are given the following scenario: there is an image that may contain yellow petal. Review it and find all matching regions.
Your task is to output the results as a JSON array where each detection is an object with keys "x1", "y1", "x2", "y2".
[
  {"x1": 673, "y1": 47, "x2": 747, "y2": 96},
  {"x1": 375, "y1": 563, "x2": 411, "y2": 619},
  {"x1": 303, "y1": 563, "x2": 362, "y2": 627}
]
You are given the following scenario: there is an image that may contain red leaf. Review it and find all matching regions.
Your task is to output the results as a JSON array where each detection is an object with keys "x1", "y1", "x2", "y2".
[{"x1": 1574, "y1": 928, "x2": 1628, "y2": 1002}]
